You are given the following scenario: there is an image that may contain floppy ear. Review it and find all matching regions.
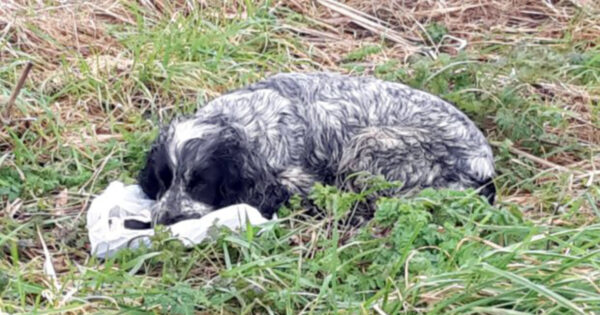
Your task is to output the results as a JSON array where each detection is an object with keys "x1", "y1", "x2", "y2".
[
  {"x1": 138, "y1": 134, "x2": 173, "y2": 200},
  {"x1": 254, "y1": 181, "x2": 291, "y2": 219},
  {"x1": 210, "y1": 126, "x2": 290, "y2": 218}
]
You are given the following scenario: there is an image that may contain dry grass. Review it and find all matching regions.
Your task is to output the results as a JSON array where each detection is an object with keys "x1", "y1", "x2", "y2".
[
  {"x1": 283, "y1": 0, "x2": 599, "y2": 62},
  {"x1": 353, "y1": 1, "x2": 593, "y2": 41}
]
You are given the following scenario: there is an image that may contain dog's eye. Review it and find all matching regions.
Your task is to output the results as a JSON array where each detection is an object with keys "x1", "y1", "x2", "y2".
[{"x1": 188, "y1": 176, "x2": 206, "y2": 188}]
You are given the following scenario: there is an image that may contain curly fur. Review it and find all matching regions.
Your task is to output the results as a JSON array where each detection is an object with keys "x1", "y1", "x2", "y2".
[{"x1": 138, "y1": 72, "x2": 496, "y2": 225}]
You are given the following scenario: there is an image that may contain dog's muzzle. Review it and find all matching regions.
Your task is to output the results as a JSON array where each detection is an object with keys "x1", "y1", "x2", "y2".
[{"x1": 151, "y1": 187, "x2": 214, "y2": 226}]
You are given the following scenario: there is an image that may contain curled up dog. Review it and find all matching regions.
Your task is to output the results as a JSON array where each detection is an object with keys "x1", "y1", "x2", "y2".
[{"x1": 138, "y1": 72, "x2": 496, "y2": 225}]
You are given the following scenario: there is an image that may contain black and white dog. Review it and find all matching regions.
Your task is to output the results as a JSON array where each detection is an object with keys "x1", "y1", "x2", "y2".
[{"x1": 138, "y1": 72, "x2": 495, "y2": 225}]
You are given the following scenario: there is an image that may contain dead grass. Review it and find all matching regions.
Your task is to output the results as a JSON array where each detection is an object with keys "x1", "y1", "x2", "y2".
[
  {"x1": 2, "y1": 0, "x2": 598, "y2": 74},
  {"x1": 282, "y1": 0, "x2": 600, "y2": 69},
  {"x1": 0, "y1": 1, "x2": 125, "y2": 68}
]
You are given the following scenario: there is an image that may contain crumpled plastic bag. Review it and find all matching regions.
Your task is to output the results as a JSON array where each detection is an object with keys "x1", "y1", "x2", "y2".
[{"x1": 86, "y1": 181, "x2": 271, "y2": 259}]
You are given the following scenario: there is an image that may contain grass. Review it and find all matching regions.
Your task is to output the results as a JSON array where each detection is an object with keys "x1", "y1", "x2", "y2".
[{"x1": 1, "y1": 0, "x2": 599, "y2": 313}]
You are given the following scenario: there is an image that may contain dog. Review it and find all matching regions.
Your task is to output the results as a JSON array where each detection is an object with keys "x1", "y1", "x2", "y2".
[{"x1": 138, "y1": 72, "x2": 495, "y2": 225}]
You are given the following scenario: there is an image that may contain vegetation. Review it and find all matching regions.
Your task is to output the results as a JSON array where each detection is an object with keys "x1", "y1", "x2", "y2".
[{"x1": 1, "y1": 0, "x2": 599, "y2": 313}]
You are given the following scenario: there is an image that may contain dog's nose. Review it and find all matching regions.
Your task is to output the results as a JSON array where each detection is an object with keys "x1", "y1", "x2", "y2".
[
  {"x1": 151, "y1": 206, "x2": 169, "y2": 226},
  {"x1": 152, "y1": 211, "x2": 166, "y2": 226},
  {"x1": 151, "y1": 199, "x2": 177, "y2": 226},
  {"x1": 151, "y1": 186, "x2": 215, "y2": 225}
]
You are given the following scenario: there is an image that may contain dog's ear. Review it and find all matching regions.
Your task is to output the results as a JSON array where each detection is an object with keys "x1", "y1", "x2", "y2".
[
  {"x1": 207, "y1": 126, "x2": 252, "y2": 204},
  {"x1": 210, "y1": 126, "x2": 290, "y2": 218},
  {"x1": 138, "y1": 134, "x2": 173, "y2": 200}
]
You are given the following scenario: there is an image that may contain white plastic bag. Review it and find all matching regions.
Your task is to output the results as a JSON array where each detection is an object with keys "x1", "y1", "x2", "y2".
[{"x1": 86, "y1": 181, "x2": 270, "y2": 259}]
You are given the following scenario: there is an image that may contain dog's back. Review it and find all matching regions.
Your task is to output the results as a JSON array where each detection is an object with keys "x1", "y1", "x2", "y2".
[
  {"x1": 197, "y1": 72, "x2": 495, "y2": 202},
  {"x1": 143, "y1": 72, "x2": 496, "y2": 225}
]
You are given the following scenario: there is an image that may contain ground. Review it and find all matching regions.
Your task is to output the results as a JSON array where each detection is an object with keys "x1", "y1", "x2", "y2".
[{"x1": 1, "y1": 0, "x2": 599, "y2": 313}]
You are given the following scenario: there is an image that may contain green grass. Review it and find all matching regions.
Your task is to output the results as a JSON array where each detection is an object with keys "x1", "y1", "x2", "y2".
[{"x1": 1, "y1": 0, "x2": 599, "y2": 313}]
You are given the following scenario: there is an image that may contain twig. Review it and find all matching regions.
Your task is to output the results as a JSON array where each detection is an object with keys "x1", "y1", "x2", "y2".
[
  {"x1": 315, "y1": 0, "x2": 418, "y2": 53},
  {"x1": 490, "y1": 141, "x2": 582, "y2": 174},
  {"x1": 2, "y1": 62, "x2": 33, "y2": 124},
  {"x1": 4, "y1": 62, "x2": 33, "y2": 115}
]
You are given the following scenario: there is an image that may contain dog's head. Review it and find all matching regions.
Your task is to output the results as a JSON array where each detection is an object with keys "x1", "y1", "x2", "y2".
[
  {"x1": 138, "y1": 117, "x2": 250, "y2": 225},
  {"x1": 138, "y1": 117, "x2": 288, "y2": 225}
]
